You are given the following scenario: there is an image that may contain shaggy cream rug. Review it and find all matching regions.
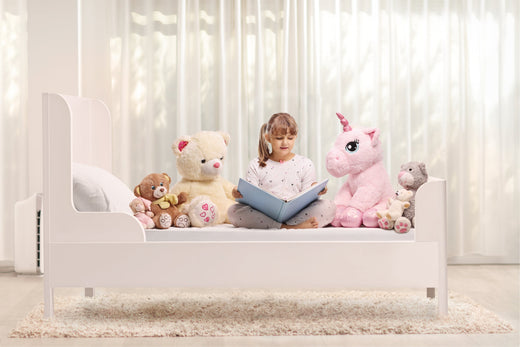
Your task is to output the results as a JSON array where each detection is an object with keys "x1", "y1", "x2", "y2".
[{"x1": 10, "y1": 290, "x2": 513, "y2": 338}]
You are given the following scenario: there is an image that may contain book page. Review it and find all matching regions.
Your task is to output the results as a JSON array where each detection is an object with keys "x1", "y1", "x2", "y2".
[
  {"x1": 236, "y1": 178, "x2": 328, "y2": 223},
  {"x1": 286, "y1": 179, "x2": 329, "y2": 202}
]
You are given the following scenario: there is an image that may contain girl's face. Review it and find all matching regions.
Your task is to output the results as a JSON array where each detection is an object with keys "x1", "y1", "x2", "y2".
[{"x1": 265, "y1": 131, "x2": 297, "y2": 158}]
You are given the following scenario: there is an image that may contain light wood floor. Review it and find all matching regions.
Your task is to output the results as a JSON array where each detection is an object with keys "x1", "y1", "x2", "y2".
[{"x1": 0, "y1": 265, "x2": 518, "y2": 347}]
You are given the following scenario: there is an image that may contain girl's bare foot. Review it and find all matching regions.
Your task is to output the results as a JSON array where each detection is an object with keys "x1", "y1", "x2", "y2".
[{"x1": 282, "y1": 217, "x2": 319, "y2": 229}]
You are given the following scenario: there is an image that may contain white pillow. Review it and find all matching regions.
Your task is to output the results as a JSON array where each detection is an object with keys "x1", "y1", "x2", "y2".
[{"x1": 72, "y1": 163, "x2": 134, "y2": 215}]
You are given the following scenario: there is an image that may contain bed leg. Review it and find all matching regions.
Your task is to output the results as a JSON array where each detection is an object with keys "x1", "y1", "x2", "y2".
[
  {"x1": 44, "y1": 286, "x2": 54, "y2": 318},
  {"x1": 438, "y1": 283, "x2": 448, "y2": 316},
  {"x1": 427, "y1": 287, "x2": 435, "y2": 298},
  {"x1": 85, "y1": 288, "x2": 95, "y2": 297}
]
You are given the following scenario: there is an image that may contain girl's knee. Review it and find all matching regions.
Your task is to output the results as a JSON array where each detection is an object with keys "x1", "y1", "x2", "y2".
[{"x1": 227, "y1": 204, "x2": 243, "y2": 226}]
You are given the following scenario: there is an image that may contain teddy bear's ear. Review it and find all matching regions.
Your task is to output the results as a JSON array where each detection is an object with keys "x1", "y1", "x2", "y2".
[
  {"x1": 418, "y1": 162, "x2": 427, "y2": 175},
  {"x1": 134, "y1": 186, "x2": 141, "y2": 197},
  {"x1": 172, "y1": 136, "x2": 191, "y2": 157},
  {"x1": 162, "y1": 173, "x2": 171, "y2": 184},
  {"x1": 219, "y1": 132, "x2": 231, "y2": 146}
]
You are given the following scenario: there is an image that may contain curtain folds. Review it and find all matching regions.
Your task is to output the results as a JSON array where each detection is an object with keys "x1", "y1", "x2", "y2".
[
  {"x1": 0, "y1": 0, "x2": 517, "y2": 263},
  {"x1": 94, "y1": 0, "x2": 519, "y2": 263},
  {"x1": 0, "y1": 0, "x2": 27, "y2": 262},
  {"x1": 94, "y1": 0, "x2": 520, "y2": 262}
]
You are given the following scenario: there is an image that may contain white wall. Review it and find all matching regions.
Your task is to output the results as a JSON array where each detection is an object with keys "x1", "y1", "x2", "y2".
[{"x1": 27, "y1": 0, "x2": 80, "y2": 195}]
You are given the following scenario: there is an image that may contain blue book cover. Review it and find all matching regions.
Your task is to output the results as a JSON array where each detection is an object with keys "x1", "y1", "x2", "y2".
[{"x1": 236, "y1": 178, "x2": 329, "y2": 223}]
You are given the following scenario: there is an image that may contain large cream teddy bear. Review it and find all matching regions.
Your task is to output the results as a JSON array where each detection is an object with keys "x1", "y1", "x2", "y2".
[{"x1": 171, "y1": 131, "x2": 236, "y2": 227}]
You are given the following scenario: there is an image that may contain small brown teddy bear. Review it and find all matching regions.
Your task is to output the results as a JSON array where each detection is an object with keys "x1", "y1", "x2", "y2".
[{"x1": 134, "y1": 173, "x2": 190, "y2": 229}]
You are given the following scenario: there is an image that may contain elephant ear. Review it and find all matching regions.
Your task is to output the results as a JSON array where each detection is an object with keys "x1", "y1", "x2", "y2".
[{"x1": 172, "y1": 136, "x2": 191, "y2": 157}]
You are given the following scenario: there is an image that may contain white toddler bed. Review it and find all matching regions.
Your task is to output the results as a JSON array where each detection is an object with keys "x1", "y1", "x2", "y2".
[{"x1": 42, "y1": 93, "x2": 448, "y2": 318}]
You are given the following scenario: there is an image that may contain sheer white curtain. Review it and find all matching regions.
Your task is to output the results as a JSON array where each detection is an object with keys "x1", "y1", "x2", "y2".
[
  {"x1": 88, "y1": 0, "x2": 516, "y2": 263},
  {"x1": 0, "y1": 0, "x2": 27, "y2": 263}
]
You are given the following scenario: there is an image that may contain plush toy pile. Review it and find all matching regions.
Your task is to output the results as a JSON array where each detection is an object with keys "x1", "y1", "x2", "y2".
[
  {"x1": 127, "y1": 118, "x2": 428, "y2": 233},
  {"x1": 377, "y1": 161, "x2": 428, "y2": 233},
  {"x1": 131, "y1": 173, "x2": 190, "y2": 229}
]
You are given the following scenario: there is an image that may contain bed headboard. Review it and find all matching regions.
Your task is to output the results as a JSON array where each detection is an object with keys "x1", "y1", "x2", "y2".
[
  {"x1": 45, "y1": 94, "x2": 113, "y2": 170},
  {"x1": 43, "y1": 93, "x2": 144, "y2": 243}
]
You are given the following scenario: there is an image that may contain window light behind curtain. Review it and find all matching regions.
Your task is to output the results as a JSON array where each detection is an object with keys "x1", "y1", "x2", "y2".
[
  {"x1": 1, "y1": 1, "x2": 517, "y2": 265},
  {"x1": 101, "y1": 0, "x2": 518, "y2": 264},
  {"x1": 0, "y1": 0, "x2": 27, "y2": 262}
]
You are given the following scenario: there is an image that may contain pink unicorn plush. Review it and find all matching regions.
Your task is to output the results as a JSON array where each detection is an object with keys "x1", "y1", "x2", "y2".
[{"x1": 326, "y1": 113, "x2": 394, "y2": 227}]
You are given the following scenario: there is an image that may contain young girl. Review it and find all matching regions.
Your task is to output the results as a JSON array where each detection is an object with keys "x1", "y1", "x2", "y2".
[{"x1": 228, "y1": 113, "x2": 336, "y2": 229}]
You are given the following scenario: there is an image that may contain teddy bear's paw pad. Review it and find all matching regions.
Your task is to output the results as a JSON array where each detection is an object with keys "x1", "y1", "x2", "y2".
[
  {"x1": 174, "y1": 214, "x2": 191, "y2": 228},
  {"x1": 158, "y1": 213, "x2": 172, "y2": 228},
  {"x1": 378, "y1": 217, "x2": 394, "y2": 230},
  {"x1": 198, "y1": 203, "x2": 217, "y2": 225},
  {"x1": 189, "y1": 199, "x2": 219, "y2": 227},
  {"x1": 394, "y1": 218, "x2": 411, "y2": 234}
]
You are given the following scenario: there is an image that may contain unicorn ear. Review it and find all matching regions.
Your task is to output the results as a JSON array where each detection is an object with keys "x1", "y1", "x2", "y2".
[{"x1": 365, "y1": 128, "x2": 380, "y2": 147}]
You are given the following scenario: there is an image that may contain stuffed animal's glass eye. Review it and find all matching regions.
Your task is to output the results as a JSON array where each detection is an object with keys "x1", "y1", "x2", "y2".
[
  {"x1": 201, "y1": 159, "x2": 206, "y2": 163},
  {"x1": 160, "y1": 182, "x2": 163, "y2": 186},
  {"x1": 151, "y1": 185, "x2": 156, "y2": 190},
  {"x1": 220, "y1": 156, "x2": 224, "y2": 160},
  {"x1": 345, "y1": 140, "x2": 359, "y2": 153},
  {"x1": 408, "y1": 168, "x2": 413, "y2": 171}
]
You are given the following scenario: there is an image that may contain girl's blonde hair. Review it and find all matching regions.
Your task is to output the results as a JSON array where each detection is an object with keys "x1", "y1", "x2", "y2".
[{"x1": 258, "y1": 113, "x2": 298, "y2": 167}]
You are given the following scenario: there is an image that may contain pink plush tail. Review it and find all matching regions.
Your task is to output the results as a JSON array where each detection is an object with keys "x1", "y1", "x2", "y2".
[{"x1": 336, "y1": 113, "x2": 352, "y2": 132}]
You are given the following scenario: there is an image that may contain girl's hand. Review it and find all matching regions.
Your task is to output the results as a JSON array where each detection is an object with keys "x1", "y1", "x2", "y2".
[
  {"x1": 318, "y1": 185, "x2": 328, "y2": 195},
  {"x1": 232, "y1": 186, "x2": 243, "y2": 199},
  {"x1": 312, "y1": 182, "x2": 328, "y2": 196}
]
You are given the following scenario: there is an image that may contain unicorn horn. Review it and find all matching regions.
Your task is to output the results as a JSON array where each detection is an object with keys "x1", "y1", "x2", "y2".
[{"x1": 336, "y1": 112, "x2": 352, "y2": 132}]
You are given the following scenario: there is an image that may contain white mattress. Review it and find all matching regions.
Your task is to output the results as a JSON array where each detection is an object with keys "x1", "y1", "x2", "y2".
[{"x1": 145, "y1": 224, "x2": 415, "y2": 242}]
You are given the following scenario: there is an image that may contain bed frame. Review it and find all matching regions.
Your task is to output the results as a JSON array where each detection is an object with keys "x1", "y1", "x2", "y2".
[{"x1": 42, "y1": 93, "x2": 448, "y2": 318}]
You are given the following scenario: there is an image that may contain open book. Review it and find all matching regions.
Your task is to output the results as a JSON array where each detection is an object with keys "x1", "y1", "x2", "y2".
[{"x1": 236, "y1": 178, "x2": 329, "y2": 223}]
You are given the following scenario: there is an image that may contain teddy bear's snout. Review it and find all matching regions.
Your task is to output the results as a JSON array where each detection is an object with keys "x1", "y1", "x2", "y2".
[
  {"x1": 398, "y1": 172, "x2": 414, "y2": 187},
  {"x1": 153, "y1": 186, "x2": 167, "y2": 198},
  {"x1": 201, "y1": 159, "x2": 222, "y2": 177}
]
